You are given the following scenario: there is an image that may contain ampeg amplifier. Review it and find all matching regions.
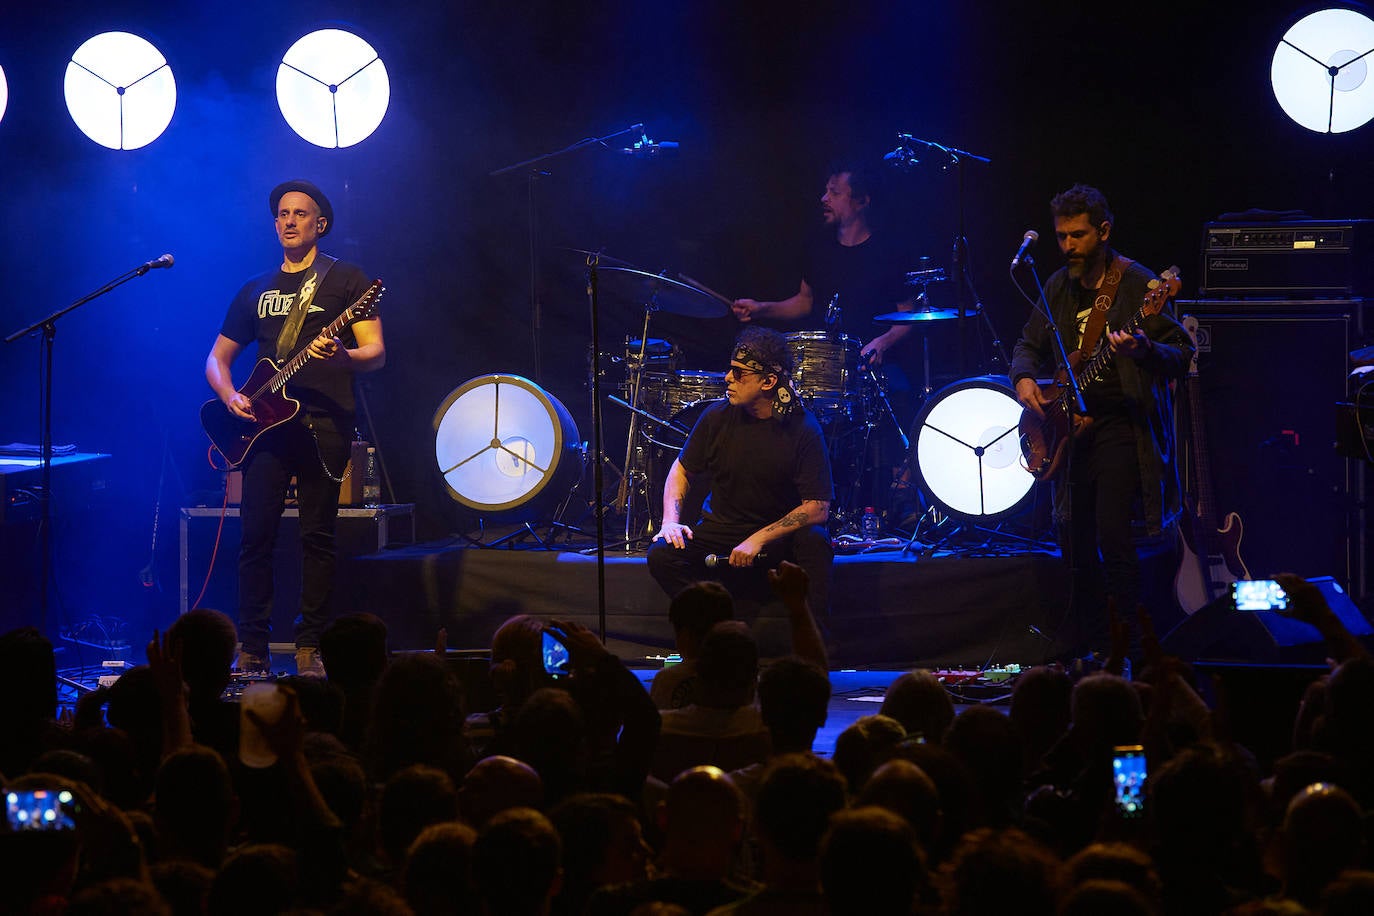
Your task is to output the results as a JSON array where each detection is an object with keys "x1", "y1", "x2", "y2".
[{"x1": 1200, "y1": 220, "x2": 1374, "y2": 298}]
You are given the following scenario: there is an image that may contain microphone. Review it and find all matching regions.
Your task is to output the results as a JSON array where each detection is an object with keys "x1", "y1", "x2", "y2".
[
  {"x1": 1010, "y1": 230, "x2": 1038, "y2": 268},
  {"x1": 622, "y1": 132, "x2": 680, "y2": 158},
  {"x1": 883, "y1": 146, "x2": 918, "y2": 170},
  {"x1": 704, "y1": 551, "x2": 769, "y2": 568},
  {"x1": 141, "y1": 253, "x2": 175, "y2": 271}
]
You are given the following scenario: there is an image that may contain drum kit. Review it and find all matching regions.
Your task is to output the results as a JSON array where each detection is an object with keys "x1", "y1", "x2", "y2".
[{"x1": 586, "y1": 257, "x2": 1038, "y2": 547}]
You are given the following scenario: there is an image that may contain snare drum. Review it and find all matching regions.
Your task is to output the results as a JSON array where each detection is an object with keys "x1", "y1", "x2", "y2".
[
  {"x1": 638, "y1": 369, "x2": 727, "y2": 423},
  {"x1": 785, "y1": 331, "x2": 861, "y2": 413}
]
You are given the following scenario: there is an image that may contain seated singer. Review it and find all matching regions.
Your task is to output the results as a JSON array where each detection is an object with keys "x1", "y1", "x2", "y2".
[{"x1": 647, "y1": 327, "x2": 834, "y2": 623}]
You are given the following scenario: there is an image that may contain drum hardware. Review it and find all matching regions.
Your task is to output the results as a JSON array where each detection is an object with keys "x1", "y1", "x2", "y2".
[
  {"x1": 598, "y1": 267, "x2": 729, "y2": 547},
  {"x1": 904, "y1": 267, "x2": 949, "y2": 286}
]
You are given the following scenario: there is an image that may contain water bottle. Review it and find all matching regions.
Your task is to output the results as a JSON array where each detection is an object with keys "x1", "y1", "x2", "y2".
[
  {"x1": 861, "y1": 506, "x2": 881, "y2": 541},
  {"x1": 363, "y1": 447, "x2": 381, "y2": 507}
]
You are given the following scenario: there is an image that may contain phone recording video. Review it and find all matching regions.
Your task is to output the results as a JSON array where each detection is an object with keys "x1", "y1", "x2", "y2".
[
  {"x1": 1112, "y1": 745, "x2": 1147, "y2": 819},
  {"x1": 542, "y1": 629, "x2": 571, "y2": 679},
  {"x1": 5, "y1": 788, "x2": 78, "y2": 832},
  {"x1": 1231, "y1": 579, "x2": 1289, "y2": 612}
]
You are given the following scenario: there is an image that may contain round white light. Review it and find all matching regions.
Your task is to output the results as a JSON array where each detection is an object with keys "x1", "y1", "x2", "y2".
[
  {"x1": 433, "y1": 375, "x2": 583, "y2": 517},
  {"x1": 277, "y1": 29, "x2": 389, "y2": 148},
  {"x1": 64, "y1": 32, "x2": 176, "y2": 149},
  {"x1": 912, "y1": 377, "x2": 1035, "y2": 521},
  {"x1": 0, "y1": 65, "x2": 9, "y2": 126},
  {"x1": 1271, "y1": 8, "x2": 1374, "y2": 133}
]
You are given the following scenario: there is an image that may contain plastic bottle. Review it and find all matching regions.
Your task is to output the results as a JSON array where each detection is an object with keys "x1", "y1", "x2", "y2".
[
  {"x1": 363, "y1": 447, "x2": 381, "y2": 507},
  {"x1": 861, "y1": 506, "x2": 881, "y2": 541}
]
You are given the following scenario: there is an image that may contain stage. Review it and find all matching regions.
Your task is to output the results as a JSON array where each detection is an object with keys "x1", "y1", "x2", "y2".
[{"x1": 339, "y1": 534, "x2": 1184, "y2": 668}]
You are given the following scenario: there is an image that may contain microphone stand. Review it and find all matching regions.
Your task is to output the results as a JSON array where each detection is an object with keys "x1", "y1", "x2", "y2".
[
  {"x1": 4, "y1": 260, "x2": 168, "y2": 634},
  {"x1": 888, "y1": 133, "x2": 990, "y2": 376},
  {"x1": 1017, "y1": 254, "x2": 1085, "y2": 657},
  {"x1": 490, "y1": 122, "x2": 648, "y2": 388},
  {"x1": 585, "y1": 253, "x2": 608, "y2": 640}
]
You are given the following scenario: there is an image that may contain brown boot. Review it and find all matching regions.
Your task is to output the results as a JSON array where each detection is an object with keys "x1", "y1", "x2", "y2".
[
  {"x1": 237, "y1": 650, "x2": 269, "y2": 675},
  {"x1": 295, "y1": 646, "x2": 325, "y2": 678}
]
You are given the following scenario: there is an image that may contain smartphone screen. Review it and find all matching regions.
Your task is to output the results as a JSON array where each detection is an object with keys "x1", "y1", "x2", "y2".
[
  {"x1": 1232, "y1": 579, "x2": 1289, "y2": 612},
  {"x1": 541, "y1": 630, "x2": 571, "y2": 679},
  {"x1": 1112, "y1": 745, "x2": 1147, "y2": 819},
  {"x1": 5, "y1": 789, "x2": 78, "y2": 831}
]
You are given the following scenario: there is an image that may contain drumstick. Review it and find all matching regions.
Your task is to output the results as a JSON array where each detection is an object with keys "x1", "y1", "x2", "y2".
[{"x1": 676, "y1": 273, "x2": 735, "y2": 307}]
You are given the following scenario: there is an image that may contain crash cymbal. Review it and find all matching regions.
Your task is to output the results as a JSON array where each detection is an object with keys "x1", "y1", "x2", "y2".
[
  {"x1": 873, "y1": 305, "x2": 981, "y2": 323},
  {"x1": 599, "y1": 266, "x2": 728, "y2": 318}
]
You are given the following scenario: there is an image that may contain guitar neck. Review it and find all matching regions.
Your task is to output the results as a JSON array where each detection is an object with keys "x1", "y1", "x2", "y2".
[{"x1": 254, "y1": 287, "x2": 378, "y2": 401}]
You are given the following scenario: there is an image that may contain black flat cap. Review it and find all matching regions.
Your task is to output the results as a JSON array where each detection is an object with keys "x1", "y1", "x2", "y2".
[{"x1": 269, "y1": 179, "x2": 334, "y2": 236}]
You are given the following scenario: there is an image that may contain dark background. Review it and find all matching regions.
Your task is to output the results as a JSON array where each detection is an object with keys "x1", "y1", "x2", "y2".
[{"x1": 2, "y1": 0, "x2": 1371, "y2": 642}]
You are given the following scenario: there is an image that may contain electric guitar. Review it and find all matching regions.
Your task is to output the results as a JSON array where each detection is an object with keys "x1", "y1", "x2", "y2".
[
  {"x1": 1174, "y1": 314, "x2": 1248, "y2": 614},
  {"x1": 1019, "y1": 267, "x2": 1181, "y2": 480},
  {"x1": 201, "y1": 279, "x2": 384, "y2": 468}
]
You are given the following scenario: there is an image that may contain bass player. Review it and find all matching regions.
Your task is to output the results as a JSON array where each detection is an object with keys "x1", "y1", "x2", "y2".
[
  {"x1": 204, "y1": 179, "x2": 385, "y2": 676},
  {"x1": 1010, "y1": 183, "x2": 1193, "y2": 658}
]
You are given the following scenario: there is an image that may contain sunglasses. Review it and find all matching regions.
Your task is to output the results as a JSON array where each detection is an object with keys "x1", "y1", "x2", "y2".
[{"x1": 726, "y1": 365, "x2": 769, "y2": 381}]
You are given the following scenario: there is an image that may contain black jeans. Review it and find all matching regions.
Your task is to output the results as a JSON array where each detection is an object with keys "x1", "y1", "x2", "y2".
[
  {"x1": 1059, "y1": 415, "x2": 1141, "y2": 652},
  {"x1": 237, "y1": 414, "x2": 348, "y2": 657},
  {"x1": 646, "y1": 520, "x2": 834, "y2": 624}
]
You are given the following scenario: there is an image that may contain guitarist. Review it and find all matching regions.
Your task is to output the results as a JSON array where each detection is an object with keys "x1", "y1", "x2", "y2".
[
  {"x1": 1009, "y1": 184, "x2": 1192, "y2": 658},
  {"x1": 204, "y1": 180, "x2": 385, "y2": 677}
]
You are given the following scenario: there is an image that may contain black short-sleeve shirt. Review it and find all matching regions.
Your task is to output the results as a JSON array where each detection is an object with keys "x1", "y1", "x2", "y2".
[
  {"x1": 219, "y1": 259, "x2": 372, "y2": 419},
  {"x1": 678, "y1": 400, "x2": 833, "y2": 535}
]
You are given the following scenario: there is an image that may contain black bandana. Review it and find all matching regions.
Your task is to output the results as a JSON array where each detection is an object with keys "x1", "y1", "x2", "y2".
[{"x1": 732, "y1": 344, "x2": 800, "y2": 418}]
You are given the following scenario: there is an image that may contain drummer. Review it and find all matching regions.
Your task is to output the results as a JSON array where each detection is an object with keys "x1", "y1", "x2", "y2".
[{"x1": 730, "y1": 160, "x2": 916, "y2": 365}]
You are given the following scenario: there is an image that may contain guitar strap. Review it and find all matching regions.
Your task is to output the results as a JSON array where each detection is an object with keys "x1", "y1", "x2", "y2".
[
  {"x1": 1077, "y1": 253, "x2": 1133, "y2": 357},
  {"x1": 273, "y1": 254, "x2": 338, "y2": 362}
]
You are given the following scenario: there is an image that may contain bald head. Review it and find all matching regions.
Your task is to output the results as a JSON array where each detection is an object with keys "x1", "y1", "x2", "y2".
[
  {"x1": 659, "y1": 766, "x2": 745, "y2": 869},
  {"x1": 460, "y1": 755, "x2": 543, "y2": 828}
]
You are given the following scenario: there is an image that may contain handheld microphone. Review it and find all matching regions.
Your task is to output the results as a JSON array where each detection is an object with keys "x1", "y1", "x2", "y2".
[
  {"x1": 141, "y1": 253, "x2": 175, "y2": 271},
  {"x1": 704, "y1": 551, "x2": 768, "y2": 568},
  {"x1": 1010, "y1": 230, "x2": 1038, "y2": 268}
]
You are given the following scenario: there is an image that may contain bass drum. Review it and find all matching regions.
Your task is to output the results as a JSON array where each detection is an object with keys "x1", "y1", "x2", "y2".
[
  {"x1": 909, "y1": 375, "x2": 1035, "y2": 521},
  {"x1": 433, "y1": 374, "x2": 583, "y2": 519}
]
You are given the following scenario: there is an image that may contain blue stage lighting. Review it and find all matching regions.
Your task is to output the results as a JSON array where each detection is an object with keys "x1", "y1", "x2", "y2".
[
  {"x1": 277, "y1": 29, "x2": 389, "y2": 148},
  {"x1": 64, "y1": 32, "x2": 176, "y2": 149}
]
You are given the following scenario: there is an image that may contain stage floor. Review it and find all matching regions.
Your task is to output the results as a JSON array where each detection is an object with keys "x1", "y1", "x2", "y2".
[{"x1": 343, "y1": 535, "x2": 1182, "y2": 669}]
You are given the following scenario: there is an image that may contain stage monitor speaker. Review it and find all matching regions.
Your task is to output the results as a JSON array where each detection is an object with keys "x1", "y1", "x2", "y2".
[
  {"x1": 1185, "y1": 307, "x2": 1363, "y2": 585},
  {"x1": 1160, "y1": 576, "x2": 1372, "y2": 663}
]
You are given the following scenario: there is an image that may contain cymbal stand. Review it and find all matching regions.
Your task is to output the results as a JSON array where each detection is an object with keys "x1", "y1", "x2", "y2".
[{"x1": 613, "y1": 302, "x2": 659, "y2": 549}]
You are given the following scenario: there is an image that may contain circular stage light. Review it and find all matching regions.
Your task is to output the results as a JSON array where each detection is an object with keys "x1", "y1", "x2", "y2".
[
  {"x1": 433, "y1": 374, "x2": 584, "y2": 517},
  {"x1": 277, "y1": 28, "x2": 389, "y2": 148},
  {"x1": 0, "y1": 65, "x2": 8, "y2": 126},
  {"x1": 64, "y1": 32, "x2": 176, "y2": 149},
  {"x1": 911, "y1": 376, "x2": 1035, "y2": 522},
  {"x1": 1272, "y1": 8, "x2": 1374, "y2": 133}
]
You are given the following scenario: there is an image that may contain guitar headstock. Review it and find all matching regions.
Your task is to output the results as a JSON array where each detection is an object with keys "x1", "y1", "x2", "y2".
[
  {"x1": 1141, "y1": 266, "x2": 1181, "y2": 317},
  {"x1": 348, "y1": 279, "x2": 386, "y2": 322}
]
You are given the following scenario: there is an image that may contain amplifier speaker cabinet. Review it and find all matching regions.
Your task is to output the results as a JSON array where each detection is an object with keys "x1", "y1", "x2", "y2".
[
  {"x1": 1182, "y1": 306, "x2": 1364, "y2": 593},
  {"x1": 1200, "y1": 221, "x2": 1374, "y2": 298},
  {"x1": 179, "y1": 504, "x2": 415, "y2": 652}
]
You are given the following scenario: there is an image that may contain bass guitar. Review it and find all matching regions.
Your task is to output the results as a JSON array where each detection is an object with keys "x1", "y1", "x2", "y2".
[
  {"x1": 1019, "y1": 267, "x2": 1181, "y2": 480},
  {"x1": 201, "y1": 279, "x2": 384, "y2": 468},
  {"x1": 1174, "y1": 314, "x2": 1248, "y2": 614}
]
